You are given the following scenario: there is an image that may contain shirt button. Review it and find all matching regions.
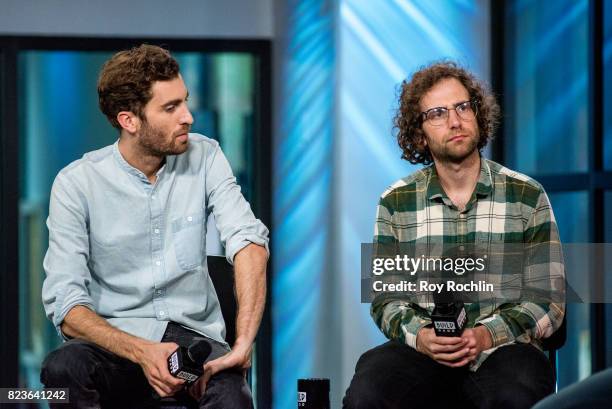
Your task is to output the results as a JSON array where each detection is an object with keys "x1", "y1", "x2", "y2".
[
  {"x1": 154, "y1": 229, "x2": 160, "y2": 234},
  {"x1": 459, "y1": 245, "x2": 465, "y2": 251},
  {"x1": 459, "y1": 214, "x2": 466, "y2": 218},
  {"x1": 155, "y1": 261, "x2": 161, "y2": 266},
  {"x1": 187, "y1": 216, "x2": 193, "y2": 222},
  {"x1": 151, "y1": 195, "x2": 156, "y2": 199},
  {"x1": 159, "y1": 311, "x2": 165, "y2": 316}
]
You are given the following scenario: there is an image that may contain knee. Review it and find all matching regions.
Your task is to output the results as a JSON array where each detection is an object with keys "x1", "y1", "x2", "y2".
[
  {"x1": 40, "y1": 340, "x2": 98, "y2": 387},
  {"x1": 483, "y1": 383, "x2": 550, "y2": 409},
  {"x1": 343, "y1": 379, "x2": 383, "y2": 409},
  {"x1": 343, "y1": 343, "x2": 435, "y2": 409},
  {"x1": 343, "y1": 367, "x2": 408, "y2": 409},
  {"x1": 222, "y1": 378, "x2": 252, "y2": 409},
  {"x1": 203, "y1": 371, "x2": 253, "y2": 409}
]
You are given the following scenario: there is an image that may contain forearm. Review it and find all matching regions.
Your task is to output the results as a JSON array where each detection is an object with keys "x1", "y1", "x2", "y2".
[
  {"x1": 372, "y1": 298, "x2": 432, "y2": 348},
  {"x1": 61, "y1": 305, "x2": 151, "y2": 363},
  {"x1": 232, "y1": 243, "x2": 268, "y2": 347},
  {"x1": 478, "y1": 302, "x2": 564, "y2": 347}
]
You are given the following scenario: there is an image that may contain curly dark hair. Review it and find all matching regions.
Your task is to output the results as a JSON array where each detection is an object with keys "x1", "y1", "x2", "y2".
[
  {"x1": 394, "y1": 61, "x2": 500, "y2": 165},
  {"x1": 97, "y1": 44, "x2": 180, "y2": 129}
]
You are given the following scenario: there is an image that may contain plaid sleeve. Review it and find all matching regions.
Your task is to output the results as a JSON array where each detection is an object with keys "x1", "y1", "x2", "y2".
[
  {"x1": 371, "y1": 195, "x2": 432, "y2": 349},
  {"x1": 371, "y1": 297, "x2": 432, "y2": 348},
  {"x1": 479, "y1": 189, "x2": 566, "y2": 347}
]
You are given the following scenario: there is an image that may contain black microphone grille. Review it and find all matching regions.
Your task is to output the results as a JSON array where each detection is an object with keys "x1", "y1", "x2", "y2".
[{"x1": 187, "y1": 339, "x2": 212, "y2": 365}]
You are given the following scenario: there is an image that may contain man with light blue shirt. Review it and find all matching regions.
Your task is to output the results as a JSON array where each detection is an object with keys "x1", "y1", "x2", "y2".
[{"x1": 40, "y1": 44, "x2": 269, "y2": 409}]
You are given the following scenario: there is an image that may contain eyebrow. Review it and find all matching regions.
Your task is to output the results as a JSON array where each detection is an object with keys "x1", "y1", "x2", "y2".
[
  {"x1": 423, "y1": 99, "x2": 470, "y2": 112},
  {"x1": 161, "y1": 91, "x2": 189, "y2": 109}
]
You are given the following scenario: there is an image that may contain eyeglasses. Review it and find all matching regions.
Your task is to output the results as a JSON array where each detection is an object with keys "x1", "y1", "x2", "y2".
[{"x1": 420, "y1": 100, "x2": 478, "y2": 127}]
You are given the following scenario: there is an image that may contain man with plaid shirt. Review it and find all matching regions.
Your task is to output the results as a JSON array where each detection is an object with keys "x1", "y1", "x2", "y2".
[{"x1": 343, "y1": 62, "x2": 565, "y2": 409}]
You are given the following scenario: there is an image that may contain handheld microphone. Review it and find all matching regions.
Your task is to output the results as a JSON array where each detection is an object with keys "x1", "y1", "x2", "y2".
[
  {"x1": 167, "y1": 338, "x2": 212, "y2": 385},
  {"x1": 431, "y1": 289, "x2": 467, "y2": 337}
]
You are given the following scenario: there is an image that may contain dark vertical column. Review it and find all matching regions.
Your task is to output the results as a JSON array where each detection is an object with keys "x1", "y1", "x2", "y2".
[
  {"x1": 0, "y1": 38, "x2": 20, "y2": 389},
  {"x1": 490, "y1": 0, "x2": 506, "y2": 164},
  {"x1": 588, "y1": 0, "x2": 606, "y2": 373},
  {"x1": 254, "y1": 41, "x2": 273, "y2": 409}
]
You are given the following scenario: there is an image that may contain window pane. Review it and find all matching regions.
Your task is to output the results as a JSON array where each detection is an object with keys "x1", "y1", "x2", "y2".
[
  {"x1": 547, "y1": 191, "x2": 591, "y2": 387},
  {"x1": 175, "y1": 53, "x2": 256, "y2": 200},
  {"x1": 505, "y1": 0, "x2": 589, "y2": 175},
  {"x1": 18, "y1": 50, "x2": 259, "y2": 393},
  {"x1": 548, "y1": 191, "x2": 589, "y2": 243},
  {"x1": 18, "y1": 51, "x2": 115, "y2": 390}
]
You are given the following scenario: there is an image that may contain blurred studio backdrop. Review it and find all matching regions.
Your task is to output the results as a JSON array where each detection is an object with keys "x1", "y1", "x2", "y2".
[{"x1": 0, "y1": 0, "x2": 611, "y2": 408}]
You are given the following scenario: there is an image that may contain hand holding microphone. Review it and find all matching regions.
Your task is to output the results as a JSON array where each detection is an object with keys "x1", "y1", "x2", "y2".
[
  {"x1": 417, "y1": 290, "x2": 493, "y2": 366},
  {"x1": 416, "y1": 285, "x2": 471, "y2": 366},
  {"x1": 167, "y1": 338, "x2": 212, "y2": 385}
]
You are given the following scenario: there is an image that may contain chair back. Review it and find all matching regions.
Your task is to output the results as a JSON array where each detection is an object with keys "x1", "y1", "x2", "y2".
[
  {"x1": 153, "y1": 256, "x2": 237, "y2": 409},
  {"x1": 207, "y1": 255, "x2": 237, "y2": 346}
]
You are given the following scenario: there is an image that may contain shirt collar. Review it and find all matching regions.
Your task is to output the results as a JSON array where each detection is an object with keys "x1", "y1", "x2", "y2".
[
  {"x1": 112, "y1": 140, "x2": 170, "y2": 184},
  {"x1": 474, "y1": 158, "x2": 493, "y2": 197},
  {"x1": 426, "y1": 157, "x2": 493, "y2": 202},
  {"x1": 113, "y1": 140, "x2": 145, "y2": 182}
]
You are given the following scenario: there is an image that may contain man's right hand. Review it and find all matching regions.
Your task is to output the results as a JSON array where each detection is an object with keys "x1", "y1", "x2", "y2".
[
  {"x1": 135, "y1": 341, "x2": 185, "y2": 397},
  {"x1": 416, "y1": 327, "x2": 471, "y2": 367},
  {"x1": 60, "y1": 307, "x2": 185, "y2": 397}
]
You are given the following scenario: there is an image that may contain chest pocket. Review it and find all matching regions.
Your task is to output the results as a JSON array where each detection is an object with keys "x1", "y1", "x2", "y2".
[{"x1": 172, "y1": 212, "x2": 205, "y2": 271}]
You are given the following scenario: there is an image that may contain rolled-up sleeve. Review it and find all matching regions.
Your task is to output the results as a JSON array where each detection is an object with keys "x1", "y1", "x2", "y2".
[
  {"x1": 42, "y1": 173, "x2": 94, "y2": 337},
  {"x1": 204, "y1": 143, "x2": 269, "y2": 264}
]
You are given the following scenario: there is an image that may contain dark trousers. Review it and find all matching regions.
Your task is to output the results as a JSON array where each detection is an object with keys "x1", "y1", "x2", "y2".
[
  {"x1": 40, "y1": 322, "x2": 253, "y2": 409},
  {"x1": 343, "y1": 341, "x2": 555, "y2": 409}
]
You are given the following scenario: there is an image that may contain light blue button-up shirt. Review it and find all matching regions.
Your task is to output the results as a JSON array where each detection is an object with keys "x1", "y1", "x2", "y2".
[{"x1": 42, "y1": 134, "x2": 269, "y2": 345}]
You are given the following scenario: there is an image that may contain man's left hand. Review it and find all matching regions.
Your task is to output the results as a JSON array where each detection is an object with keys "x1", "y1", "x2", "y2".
[
  {"x1": 187, "y1": 341, "x2": 252, "y2": 401},
  {"x1": 461, "y1": 326, "x2": 493, "y2": 363}
]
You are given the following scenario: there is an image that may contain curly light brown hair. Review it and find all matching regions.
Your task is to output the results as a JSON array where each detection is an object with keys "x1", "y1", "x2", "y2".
[
  {"x1": 394, "y1": 61, "x2": 500, "y2": 165},
  {"x1": 97, "y1": 44, "x2": 180, "y2": 129}
]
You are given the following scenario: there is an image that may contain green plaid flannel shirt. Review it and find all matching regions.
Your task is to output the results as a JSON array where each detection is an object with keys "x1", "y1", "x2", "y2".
[{"x1": 371, "y1": 158, "x2": 565, "y2": 371}]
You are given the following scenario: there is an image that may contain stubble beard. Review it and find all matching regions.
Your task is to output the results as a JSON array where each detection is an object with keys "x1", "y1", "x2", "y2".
[
  {"x1": 429, "y1": 132, "x2": 480, "y2": 165},
  {"x1": 138, "y1": 119, "x2": 189, "y2": 157}
]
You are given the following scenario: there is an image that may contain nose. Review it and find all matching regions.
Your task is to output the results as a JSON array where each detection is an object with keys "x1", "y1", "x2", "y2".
[
  {"x1": 447, "y1": 108, "x2": 461, "y2": 128},
  {"x1": 181, "y1": 105, "x2": 194, "y2": 126}
]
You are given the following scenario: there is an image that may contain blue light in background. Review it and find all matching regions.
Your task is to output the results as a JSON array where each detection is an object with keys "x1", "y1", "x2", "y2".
[
  {"x1": 273, "y1": 1, "x2": 336, "y2": 408},
  {"x1": 336, "y1": 2, "x2": 489, "y2": 405},
  {"x1": 273, "y1": 1, "x2": 490, "y2": 407}
]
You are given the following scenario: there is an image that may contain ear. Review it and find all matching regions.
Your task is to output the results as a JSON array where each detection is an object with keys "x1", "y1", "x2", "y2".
[
  {"x1": 418, "y1": 130, "x2": 428, "y2": 148},
  {"x1": 116, "y1": 111, "x2": 140, "y2": 134}
]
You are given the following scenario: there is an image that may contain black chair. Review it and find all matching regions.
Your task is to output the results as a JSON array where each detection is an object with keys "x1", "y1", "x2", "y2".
[
  {"x1": 153, "y1": 255, "x2": 237, "y2": 409},
  {"x1": 207, "y1": 255, "x2": 238, "y2": 346}
]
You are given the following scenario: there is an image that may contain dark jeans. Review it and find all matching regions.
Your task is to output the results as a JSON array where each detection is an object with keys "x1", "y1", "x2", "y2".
[
  {"x1": 343, "y1": 341, "x2": 555, "y2": 409},
  {"x1": 40, "y1": 322, "x2": 253, "y2": 409}
]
